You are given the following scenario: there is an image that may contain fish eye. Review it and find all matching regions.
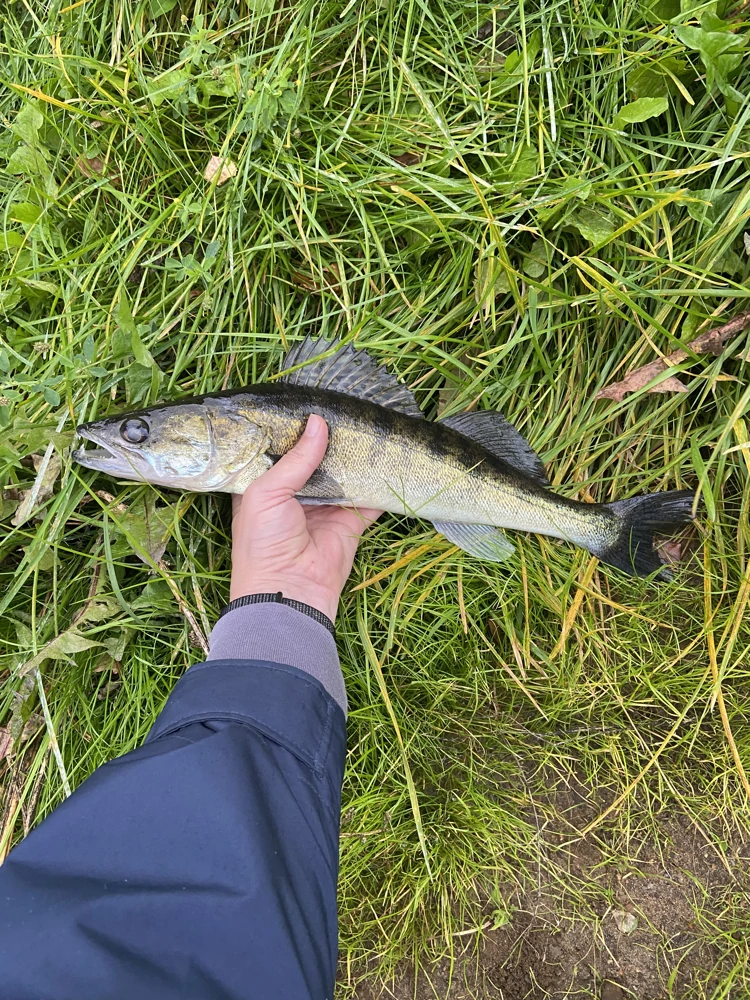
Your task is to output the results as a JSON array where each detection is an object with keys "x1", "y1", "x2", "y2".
[{"x1": 120, "y1": 417, "x2": 150, "y2": 445}]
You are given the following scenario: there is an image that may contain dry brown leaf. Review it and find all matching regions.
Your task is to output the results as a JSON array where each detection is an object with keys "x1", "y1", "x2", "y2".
[
  {"x1": 597, "y1": 309, "x2": 750, "y2": 402},
  {"x1": 11, "y1": 451, "x2": 61, "y2": 527},
  {"x1": 476, "y1": 20, "x2": 516, "y2": 52},
  {"x1": 656, "y1": 538, "x2": 683, "y2": 565},
  {"x1": 97, "y1": 679, "x2": 122, "y2": 700},
  {"x1": 612, "y1": 910, "x2": 638, "y2": 934},
  {"x1": 21, "y1": 712, "x2": 44, "y2": 743},
  {"x1": 0, "y1": 725, "x2": 11, "y2": 762},
  {"x1": 75, "y1": 156, "x2": 106, "y2": 177},
  {"x1": 392, "y1": 152, "x2": 422, "y2": 166},
  {"x1": 204, "y1": 155, "x2": 237, "y2": 186},
  {"x1": 95, "y1": 490, "x2": 127, "y2": 512}
]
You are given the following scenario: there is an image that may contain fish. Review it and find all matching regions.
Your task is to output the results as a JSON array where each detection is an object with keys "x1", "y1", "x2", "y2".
[{"x1": 73, "y1": 337, "x2": 698, "y2": 579}]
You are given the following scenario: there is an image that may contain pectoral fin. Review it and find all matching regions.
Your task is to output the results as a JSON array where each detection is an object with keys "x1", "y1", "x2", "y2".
[
  {"x1": 225, "y1": 453, "x2": 274, "y2": 494},
  {"x1": 432, "y1": 520, "x2": 515, "y2": 562},
  {"x1": 296, "y1": 467, "x2": 350, "y2": 505}
]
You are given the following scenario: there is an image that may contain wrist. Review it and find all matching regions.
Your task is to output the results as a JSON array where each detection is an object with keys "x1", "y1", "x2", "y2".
[
  {"x1": 229, "y1": 577, "x2": 340, "y2": 622},
  {"x1": 219, "y1": 593, "x2": 336, "y2": 636}
]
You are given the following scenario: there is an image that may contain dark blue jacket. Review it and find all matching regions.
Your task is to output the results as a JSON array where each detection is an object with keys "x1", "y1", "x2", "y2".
[{"x1": 0, "y1": 659, "x2": 346, "y2": 1000}]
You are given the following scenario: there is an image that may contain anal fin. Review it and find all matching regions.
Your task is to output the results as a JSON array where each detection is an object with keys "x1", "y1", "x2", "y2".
[{"x1": 433, "y1": 520, "x2": 515, "y2": 562}]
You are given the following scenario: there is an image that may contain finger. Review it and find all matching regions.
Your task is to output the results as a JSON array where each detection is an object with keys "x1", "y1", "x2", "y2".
[
  {"x1": 306, "y1": 505, "x2": 383, "y2": 542},
  {"x1": 249, "y1": 414, "x2": 329, "y2": 501},
  {"x1": 346, "y1": 506, "x2": 383, "y2": 536}
]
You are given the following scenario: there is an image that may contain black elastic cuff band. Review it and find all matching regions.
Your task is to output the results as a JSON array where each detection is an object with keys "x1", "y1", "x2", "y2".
[{"x1": 218, "y1": 592, "x2": 336, "y2": 636}]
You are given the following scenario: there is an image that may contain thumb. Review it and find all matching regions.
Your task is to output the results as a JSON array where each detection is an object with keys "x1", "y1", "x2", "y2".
[{"x1": 254, "y1": 414, "x2": 329, "y2": 499}]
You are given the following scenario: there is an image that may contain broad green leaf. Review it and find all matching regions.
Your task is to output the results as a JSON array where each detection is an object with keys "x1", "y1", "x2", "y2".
[
  {"x1": 19, "y1": 628, "x2": 102, "y2": 676},
  {"x1": 0, "y1": 497, "x2": 20, "y2": 520},
  {"x1": 115, "y1": 494, "x2": 176, "y2": 564},
  {"x1": 627, "y1": 57, "x2": 691, "y2": 99},
  {"x1": 523, "y1": 238, "x2": 548, "y2": 278},
  {"x1": 131, "y1": 578, "x2": 175, "y2": 610},
  {"x1": 613, "y1": 97, "x2": 668, "y2": 129},
  {"x1": 101, "y1": 627, "x2": 133, "y2": 662},
  {"x1": 112, "y1": 327, "x2": 133, "y2": 358},
  {"x1": 715, "y1": 249, "x2": 743, "y2": 275},
  {"x1": 116, "y1": 290, "x2": 154, "y2": 366},
  {"x1": 568, "y1": 206, "x2": 616, "y2": 245},
  {"x1": 131, "y1": 331, "x2": 154, "y2": 367},
  {"x1": 127, "y1": 361, "x2": 162, "y2": 404},
  {"x1": 12, "y1": 104, "x2": 43, "y2": 144},
  {"x1": 562, "y1": 176, "x2": 592, "y2": 201},
  {"x1": 77, "y1": 596, "x2": 121, "y2": 623},
  {"x1": 193, "y1": 67, "x2": 241, "y2": 107},
  {"x1": 495, "y1": 142, "x2": 538, "y2": 183},
  {"x1": 683, "y1": 188, "x2": 734, "y2": 226},
  {"x1": 36, "y1": 548, "x2": 55, "y2": 571},
  {"x1": 7, "y1": 145, "x2": 49, "y2": 177},
  {"x1": 537, "y1": 176, "x2": 591, "y2": 224},
  {"x1": 15, "y1": 277, "x2": 59, "y2": 297},
  {"x1": 475, "y1": 252, "x2": 511, "y2": 315},
  {"x1": 15, "y1": 622, "x2": 34, "y2": 648},
  {"x1": 680, "y1": 0, "x2": 718, "y2": 14},
  {"x1": 644, "y1": 0, "x2": 680, "y2": 21},
  {"x1": 0, "y1": 231, "x2": 24, "y2": 251},
  {"x1": 115, "y1": 288, "x2": 137, "y2": 336},
  {"x1": 149, "y1": 0, "x2": 178, "y2": 14},
  {"x1": 146, "y1": 66, "x2": 192, "y2": 106},
  {"x1": 45, "y1": 630, "x2": 102, "y2": 659},
  {"x1": 0, "y1": 285, "x2": 23, "y2": 311},
  {"x1": 503, "y1": 30, "x2": 541, "y2": 76},
  {"x1": 10, "y1": 202, "x2": 42, "y2": 225},
  {"x1": 675, "y1": 17, "x2": 747, "y2": 97}
]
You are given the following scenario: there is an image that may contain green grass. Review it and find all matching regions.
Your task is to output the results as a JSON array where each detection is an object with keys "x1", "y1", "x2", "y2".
[{"x1": 2, "y1": 0, "x2": 750, "y2": 995}]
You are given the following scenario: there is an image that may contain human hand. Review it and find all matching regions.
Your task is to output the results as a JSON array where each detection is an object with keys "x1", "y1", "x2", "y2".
[{"x1": 230, "y1": 414, "x2": 381, "y2": 622}]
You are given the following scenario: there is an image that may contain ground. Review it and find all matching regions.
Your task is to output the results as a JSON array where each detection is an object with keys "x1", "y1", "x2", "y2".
[
  {"x1": 2, "y1": 2, "x2": 750, "y2": 998},
  {"x1": 354, "y1": 807, "x2": 745, "y2": 999}
]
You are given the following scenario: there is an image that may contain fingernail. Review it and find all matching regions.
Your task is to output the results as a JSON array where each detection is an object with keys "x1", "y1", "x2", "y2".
[{"x1": 306, "y1": 414, "x2": 323, "y2": 437}]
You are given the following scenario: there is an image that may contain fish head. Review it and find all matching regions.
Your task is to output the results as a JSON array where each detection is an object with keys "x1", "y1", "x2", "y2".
[{"x1": 73, "y1": 398, "x2": 271, "y2": 492}]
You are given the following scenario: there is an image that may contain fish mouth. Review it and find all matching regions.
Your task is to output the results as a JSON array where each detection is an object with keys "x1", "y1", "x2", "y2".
[{"x1": 72, "y1": 427, "x2": 135, "y2": 475}]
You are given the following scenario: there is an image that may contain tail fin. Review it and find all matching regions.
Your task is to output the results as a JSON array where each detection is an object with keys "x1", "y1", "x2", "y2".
[{"x1": 597, "y1": 490, "x2": 697, "y2": 580}]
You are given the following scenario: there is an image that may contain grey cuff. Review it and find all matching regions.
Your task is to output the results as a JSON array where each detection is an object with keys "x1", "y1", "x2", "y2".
[{"x1": 207, "y1": 603, "x2": 346, "y2": 714}]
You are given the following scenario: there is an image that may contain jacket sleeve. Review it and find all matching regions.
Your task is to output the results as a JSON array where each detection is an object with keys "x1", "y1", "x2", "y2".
[{"x1": 0, "y1": 606, "x2": 347, "y2": 1000}]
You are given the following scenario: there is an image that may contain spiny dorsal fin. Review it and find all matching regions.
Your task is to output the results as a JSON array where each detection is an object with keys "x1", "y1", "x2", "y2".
[
  {"x1": 440, "y1": 410, "x2": 548, "y2": 486},
  {"x1": 280, "y1": 336, "x2": 424, "y2": 419},
  {"x1": 432, "y1": 520, "x2": 515, "y2": 562}
]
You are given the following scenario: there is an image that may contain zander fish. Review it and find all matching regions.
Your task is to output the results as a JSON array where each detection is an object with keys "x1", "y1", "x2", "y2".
[{"x1": 74, "y1": 337, "x2": 697, "y2": 579}]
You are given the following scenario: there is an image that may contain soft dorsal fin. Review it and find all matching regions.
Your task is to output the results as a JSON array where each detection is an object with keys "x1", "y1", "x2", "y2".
[
  {"x1": 280, "y1": 336, "x2": 424, "y2": 419},
  {"x1": 440, "y1": 410, "x2": 548, "y2": 486}
]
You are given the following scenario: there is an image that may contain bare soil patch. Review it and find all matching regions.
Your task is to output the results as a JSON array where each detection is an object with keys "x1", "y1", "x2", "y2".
[{"x1": 354, "y1": 809, "x2": 747, "y2": 999}]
